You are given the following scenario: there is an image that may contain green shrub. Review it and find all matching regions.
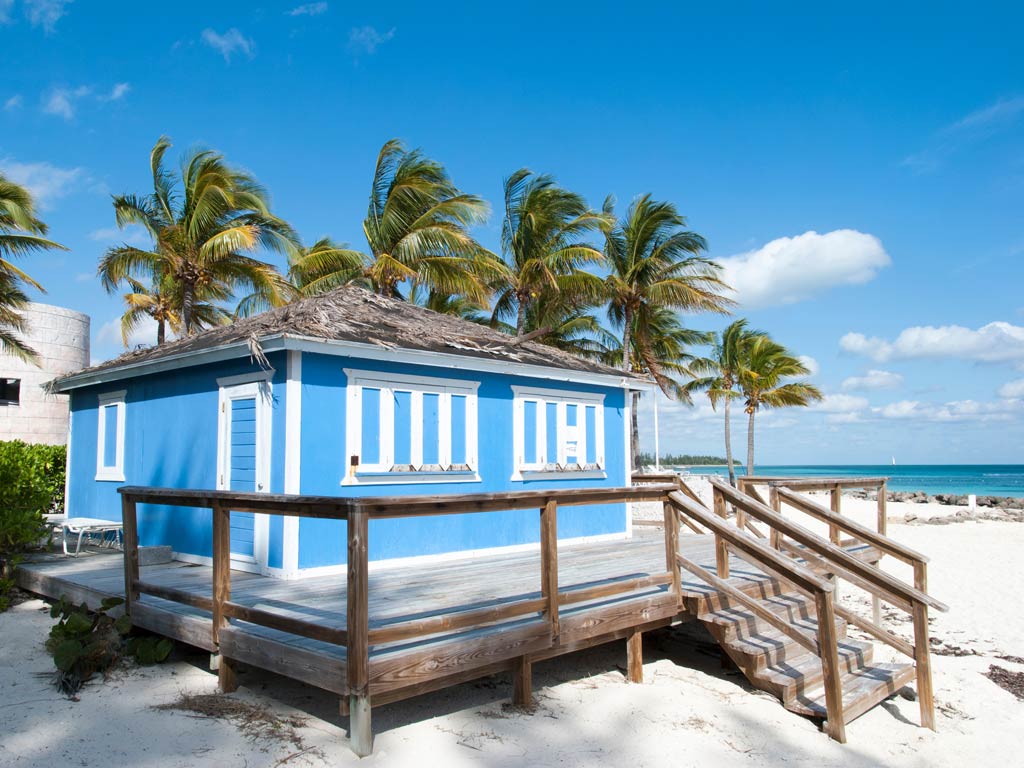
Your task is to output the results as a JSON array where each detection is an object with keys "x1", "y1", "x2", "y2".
[
  {"x1": 47, "y1": 595, "x2": 173, "y2": 695},
  {"x1": 0, "y1": 440, "x2": 67, "y2": 610}
]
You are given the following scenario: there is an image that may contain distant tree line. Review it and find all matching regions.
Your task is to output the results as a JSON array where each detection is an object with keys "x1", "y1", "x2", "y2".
[{"x1": 637, "y1": 453, "x2": 734, "y2": 466}]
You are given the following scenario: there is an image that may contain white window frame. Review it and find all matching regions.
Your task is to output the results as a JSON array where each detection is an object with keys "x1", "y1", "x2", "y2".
[
  {"x1": 343, "y1": 369, "x2": 480, "y2": 485},
  {"x1": 511, "y1": 385, "x2": 606, "y2": 481},
  {"x1": 95, "y1": 390, "x2": 126, "y2": 482}
]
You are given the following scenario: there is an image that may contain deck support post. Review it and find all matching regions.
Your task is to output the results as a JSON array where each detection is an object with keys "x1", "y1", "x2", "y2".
[
  {"x1": 212, "y1": 502, "x2": 237, "y2": 692},
  {"x1": 712, "y1": 489, "x2": 729, "y2": 578},
  {"x1": 121, "y1": 495, "x2": 140, "y2": 615},
  {"x1": 512, "y1": 655, "x2": 533, "y2": 708},
  {"x1": 347, "y1": 509, "x2": 373, "y2": 757},
  {"x1": 540, "y1": 500, "x2": 560, "y2": 641},
  {"x1": 626, "y1": 629, "x2": 643, "y2": 683},
  {"x1": 912, "y1": 600, "x2": 936, "y2": 731}
]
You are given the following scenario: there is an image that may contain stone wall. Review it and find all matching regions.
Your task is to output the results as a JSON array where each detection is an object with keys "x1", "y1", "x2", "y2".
[{"x1": 0, "y1": 303, "x2": 90, "y2": 445}]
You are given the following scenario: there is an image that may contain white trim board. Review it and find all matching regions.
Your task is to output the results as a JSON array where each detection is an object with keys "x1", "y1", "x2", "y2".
[
  {"x1": 95, "y1": 390, "x2": 126, "y2": 482},
  {"x1": 52, "y1": 333, "x2": 654, "y2": 393},
  {"x1": 282, "y1": 350, "x2": 301, "y2": 577}
]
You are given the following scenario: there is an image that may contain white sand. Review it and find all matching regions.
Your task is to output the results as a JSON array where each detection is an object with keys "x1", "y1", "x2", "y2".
[{"x1": 2, "y1": 492, "x2": 1022, "y2": 766}]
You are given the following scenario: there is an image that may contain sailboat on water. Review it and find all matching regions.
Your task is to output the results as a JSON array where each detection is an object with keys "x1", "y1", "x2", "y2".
[{"x1": 891, "y1": 456, "x2": 896, "y2": 466}]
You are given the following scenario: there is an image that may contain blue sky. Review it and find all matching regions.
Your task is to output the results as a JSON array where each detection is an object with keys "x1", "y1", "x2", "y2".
[{"x1": 1, "y1": 1, "x2": 1022, "y2": 463}]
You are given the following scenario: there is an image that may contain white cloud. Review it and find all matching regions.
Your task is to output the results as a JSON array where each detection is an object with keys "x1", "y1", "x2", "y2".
[
  {"x1": 809, "y1": 393, "x2": 870, "y2": 414},
  {"x1": 97, "y1": 314, "x2": 162, "y2": 351},
  {"x1": 88, "y1": 225, "x2": 149, "y2": 245},
  {"x1": 202, "y1": 28, "x2": 254, "y2": 62},
  {"x1": 25, "y1": 0, "x2": 72, "y2": 32},
  {"x1": 74, "y1": 272, "x2": 92, "y2": 283},
  {"x1": 903, "y1": 95, "x2": 1024, "y2": 172},
  {"x1": 841, "y1": 369, "x2": 904, "y2": 391},
  {"x1": 288, "y1": 2, "x2": 327, "y2": 16},
  {"x1": 42, "y1": 87, "x2": 75, "y2": 119},
  {"x1": 4, "y1": 94, "x2": 22, "y2": 110},
  {"x1": 717, "y1": 230, "x2": 891, "y2": 309},
  {"x1": 797, "y1": 355, "x2": 819, "y2": 376},
  {"x1": 0, "y1": 158, "x2": 82, "y2": 208},
  {"x1": 0, "y1": 0, "x2": 14, "y2": 24},
  {"x1": 103, "y1": 82, "x2": 130, "y2": 101},
  {"x1": 998, "y1": 379, "x2": 1024, "y2": 399},
  {"x1": 874, "y1": 398, "x2": 1023, "y2": 423},
  {"x1": 348, "y1": 25, "x2": 395, "y2": 55},
  {"x1": 841, "y1": 321, "x2": 1024, "y2": 364}
]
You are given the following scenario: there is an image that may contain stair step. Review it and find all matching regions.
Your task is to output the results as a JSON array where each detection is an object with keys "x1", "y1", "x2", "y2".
[
  {"x1": 712, "y1": 614, "x2": 848, "y2": 671},
  {"x1": 698, "y1": 592, "x2": 817, "y2": 637},
  {"x1": 750, "y1": 639, "x2": 875, "y2": 702},
  {"x1": 683, "y1": 575, "x2": 786, "y2": 614},
  {"x1": 787, "y1": 662, "x2": 917, "y2": 722}
]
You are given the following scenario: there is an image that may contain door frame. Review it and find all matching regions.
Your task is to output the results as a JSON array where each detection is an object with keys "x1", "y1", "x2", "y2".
[{"x1": 216, "y1": 374, "x2": 272, "y2": 573}]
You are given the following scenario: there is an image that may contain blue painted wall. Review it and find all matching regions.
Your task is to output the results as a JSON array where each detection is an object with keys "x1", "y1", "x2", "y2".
[
  {"x1": 67, "y1": 353, "x2": 288, "y2": 566},
  {"x1": 67, "y1": 348, "x2": 629, "y2": 574},
  {"x1": 297, "y1": 353, "x2": 628, "y2": 569}
]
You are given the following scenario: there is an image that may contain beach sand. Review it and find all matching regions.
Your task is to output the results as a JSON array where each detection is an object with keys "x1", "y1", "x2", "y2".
[{"x1": 2, "y1": 485, "x2": 1022, "y2": 766}]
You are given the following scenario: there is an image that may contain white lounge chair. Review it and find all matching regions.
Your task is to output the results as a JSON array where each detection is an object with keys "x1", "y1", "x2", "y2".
[{"x1": 61, "y1": 518, "x2": 124, "y2": 556}]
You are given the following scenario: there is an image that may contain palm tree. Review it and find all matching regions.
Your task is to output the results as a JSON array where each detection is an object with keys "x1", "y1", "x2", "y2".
[
  {"x1": 0, "y1": 174, "x2": 67, "y2": 361},
  {"x1": 687, "y1": 319, "x2": 761, "y2": 485},
  {"x1": 98, "y1": 136, "x2": 297, "y2": 337},
  {"x1": 112, "y1": 272, "x2": 230, "y2": 346},
  {"x1": 491, "y1": 169, "x2": 608, "y2": 336},
  {"x1": 284, "y1": 237, "x2": 368, "y2": 299},
  {"x1": 739, "y1": 335, "x2": 822, "y2": 476},
  {"x1": 604, "y1": 194, "x2": 732, "y2": 468},
  {"x1": 352, "y1": 139, "x2": 500, "y2": 302}
]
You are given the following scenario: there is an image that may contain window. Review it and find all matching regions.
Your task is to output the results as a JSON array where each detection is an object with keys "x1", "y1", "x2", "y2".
[
  {"x1": 95, "y1": 390, "x2": 126, "y2": 481},
  {"x1": 0, "y1": 378, "x2": 19, "y2": 405},
  {"x1": 512, "y1": 386, "x2": 605, "y2": 480},
  {"x1": 343, "y1": 369, "x2": 479, "y2": 484}
]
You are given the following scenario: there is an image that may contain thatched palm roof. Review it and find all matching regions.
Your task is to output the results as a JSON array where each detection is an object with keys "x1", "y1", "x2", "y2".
[{"x1": 54, "y1": 286, "x2": 643, "y2": 389}]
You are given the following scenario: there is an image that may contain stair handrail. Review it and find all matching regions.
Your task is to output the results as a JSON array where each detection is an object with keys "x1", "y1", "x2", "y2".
[
  {"x1": 632, "y1": 472, "x2": 707, "y2": 534},
  {"x1": 709, "y1": 477, "x2": 946, "y2": 732},
  {"x1": 666, "y1": 490, "x2": 849, "y2": 742}
]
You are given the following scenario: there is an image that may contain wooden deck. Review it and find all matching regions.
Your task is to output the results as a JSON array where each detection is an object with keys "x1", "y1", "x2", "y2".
[
  {"x1": 18, "y1": 530, "x2": 768, "y2": 697},
  {"x1": 17, "y1": 476, "x2": 948, "y2": 755}
]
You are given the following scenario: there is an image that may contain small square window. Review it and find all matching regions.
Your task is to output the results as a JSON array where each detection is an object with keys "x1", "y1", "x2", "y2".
[{"x1": 0, "y1": 378, "x2": 20, "y2": 405}]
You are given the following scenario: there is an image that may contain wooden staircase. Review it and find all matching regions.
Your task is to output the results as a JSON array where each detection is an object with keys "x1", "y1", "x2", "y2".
[
  {"x1": 659, "y1": 477, "x2": 950, "y2": 742},
  {"x1": 686, "y1": 578, "x2": 917, "y2": 726}
]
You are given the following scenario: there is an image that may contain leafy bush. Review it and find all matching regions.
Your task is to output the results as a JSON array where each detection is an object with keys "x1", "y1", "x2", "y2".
[
  {"x1": 0, "y1": 441, "x2": 66, "y2": 610},
  {"x1": 46, "y1": 595, "x2": 173, "y2": 695}
]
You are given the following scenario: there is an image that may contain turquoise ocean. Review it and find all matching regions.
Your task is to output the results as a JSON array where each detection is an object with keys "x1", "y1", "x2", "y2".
[{"x1": 678, "y1": 465, "x2": 1024, "y2": 498}]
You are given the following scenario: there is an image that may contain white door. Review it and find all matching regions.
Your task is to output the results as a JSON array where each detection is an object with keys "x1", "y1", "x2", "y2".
[{"x1": 217, "y1": 380, "x2": 271, "y2": 572}]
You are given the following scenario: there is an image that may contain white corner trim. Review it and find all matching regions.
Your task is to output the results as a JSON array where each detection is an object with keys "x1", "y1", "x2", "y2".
[
  {"x1": 282, "y1": 350, "x2": 302, "y2": 576},
  {"x1": 624, "y1": 385, "x2": 633, "y2": 538}
]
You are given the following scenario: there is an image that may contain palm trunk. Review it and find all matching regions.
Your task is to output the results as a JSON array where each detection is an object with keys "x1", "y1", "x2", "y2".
[
  {"x1": 181, "y1": 278, "x2": 194, "y2": 336},
  {"x1": 156, "y1": 319, "x2": 166, "y2": 345},
  {"x1": 724, "y1": 395, "x2": 736, "y2": 486},
  {"x1": 621, "y1": 305, "x2": 632, "y2": 373},
  {"x1": 622, "y1": 305, "x2": 639, "y2": 469},
  {"x1": 516, "y1": 295, "x2": 528, "y2": 336},
  {"x1": 746, "y1": 408, "x2": 756, "y2": 477}
]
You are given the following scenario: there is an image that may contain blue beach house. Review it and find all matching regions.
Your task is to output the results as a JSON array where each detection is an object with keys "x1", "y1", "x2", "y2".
[{"x1": 50, "y1": 287, "x2": 649, "y2": 578}]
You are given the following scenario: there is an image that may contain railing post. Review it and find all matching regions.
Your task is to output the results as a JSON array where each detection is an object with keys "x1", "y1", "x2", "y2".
[
  {"x1": 540, "y1": 499, "x2": 560, "y2": 641},
  {"x1": 815, "y1": 589, "x2": 847, "y2": 743},
  {"x1": 347, "y1": 509, "x2": 372, "y2": 756},
  {"x1": 712, "y1": 488, "x2": 729, "y2": 578},
  {"x1": 663, "y1": 497, "x2": 682, "y2": 603},
  {"x1": 212, "y1": 502, "x2": 237, "y2": 692},
  {"x1": 768, "y1": 486, "x2": 782, "y2": 550},
  {"x1": 912, "y1": 599, "x2": 936, "y2": 731},
  {"x1": 734, "y1": 479, "x2": 746, "y2": 531},
  {"x1": 121, "y1": 494, "x2": 139, "y2": 614},
  {"x1": 829, "y1": 485, "x2": 842, "y2": 545},
  {"x1": 877, "y1": 481, "x2": 888, "y2": 537}
]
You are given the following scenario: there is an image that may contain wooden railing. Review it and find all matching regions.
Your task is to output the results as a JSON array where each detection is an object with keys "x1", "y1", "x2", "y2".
[
  {"x1": 665, "y1": 489, "x2": 848, "y2": 742},
  {"x1": 118, "y1": 482, "x2": 678, "y2": 757},
  {"x1": 707, "y1": 477, "x2": 948, "y2": 736}
]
